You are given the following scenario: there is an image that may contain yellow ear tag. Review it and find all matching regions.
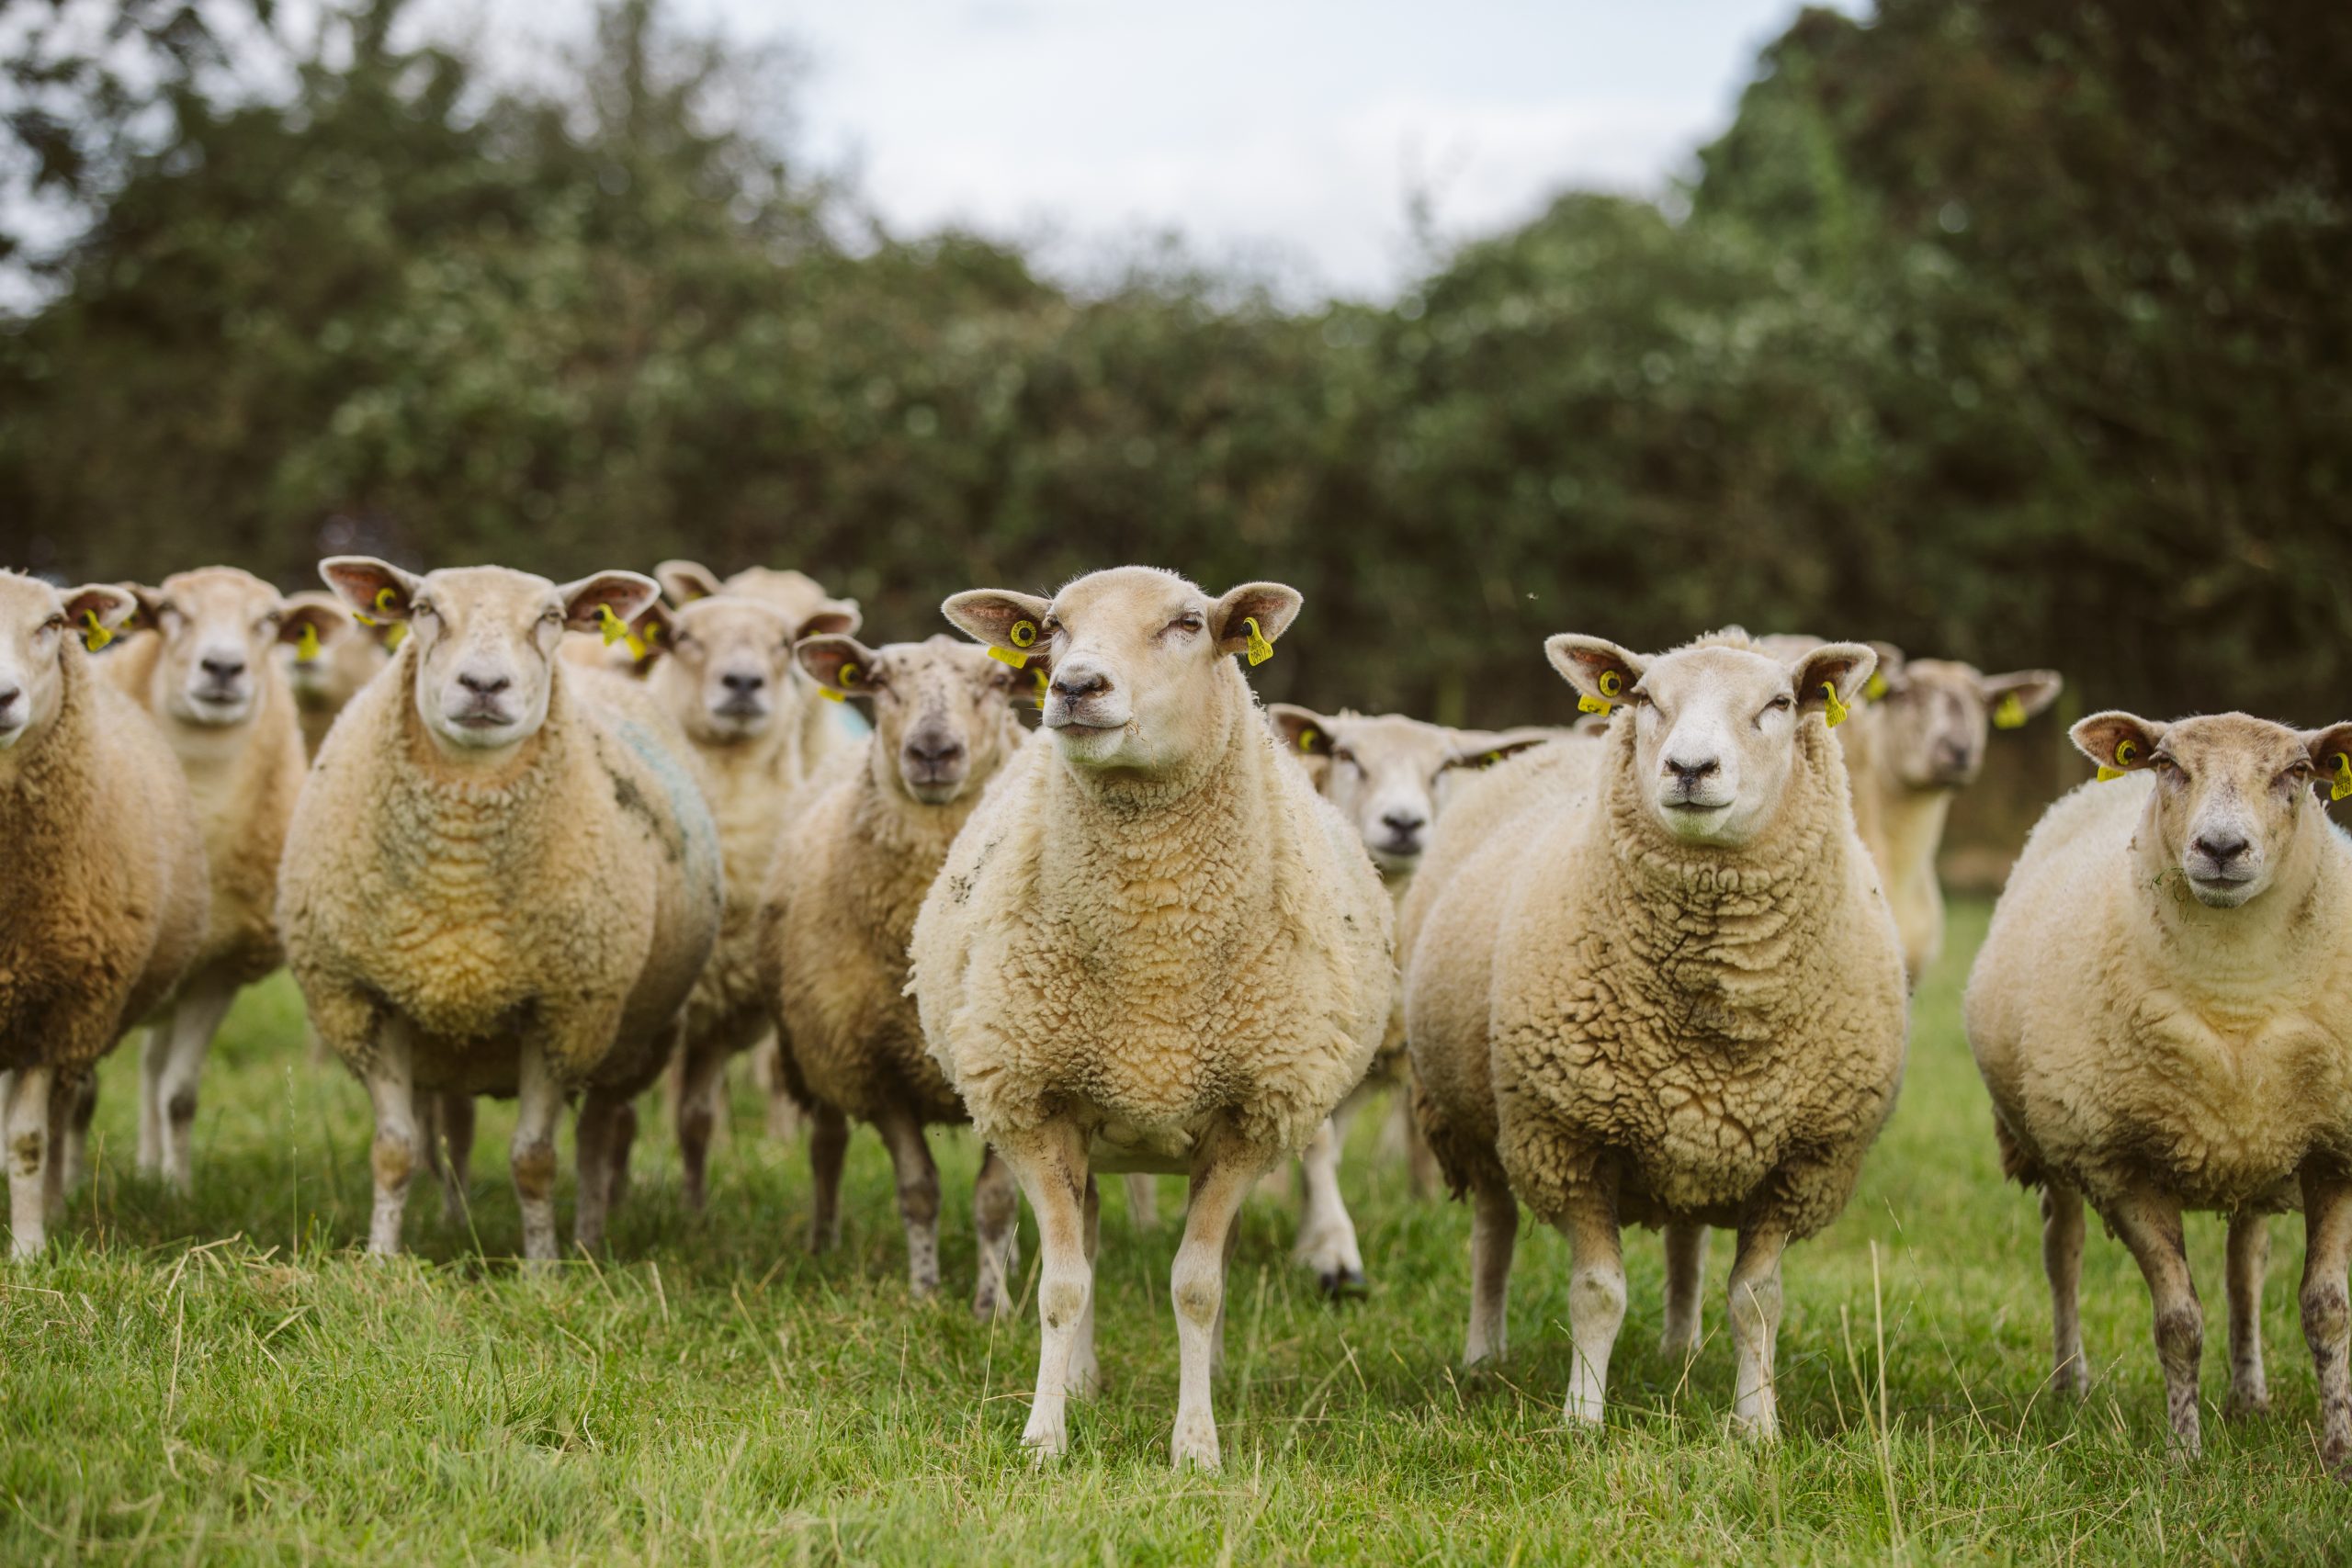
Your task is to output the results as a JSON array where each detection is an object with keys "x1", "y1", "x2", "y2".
[
  {"x1": 384, "y1": 622, "x2": 409, "y2": 651},
  {"x1": 596, "y1": 603, "x2": 647, "y2": 659},
  {"x1": 1242, "y1": 616, "x2": 1274, "y2": 667},
  {"x1": 1993, "y1": 691, "x2": 2027, "y2": 730},
  {"x1": 1864, "y1": 671, "x2": 1888, "y2": 702},
  {"x1": 1821, "y1": 682, "x2": 1850, "y2": 728},
  {"x1": 987, "y1": 645, "x2": 1026, "y2": 670},
  {"x1": 1033, "y1": 666, "x2": 1048, "y2": 699},
  {"x1": 2330, "y1": 752, "x2": 2351, "y2": 804},
  {"x1": 1577, "y1": 694, "x2": 1612, "y2": 716},
  {"x1": 993, "y1": 618, "x2": 1037, "y2": 667},
  {"x1": 1297, "y1": 727, "x2": 1318, "y2": 752},
  {"x1": 79, "y1": 610, "x2": 114, "y2": 652},
  {"x1": 354, "y1": 586, "x2": 400, "y2": 628},
  {"x1": 1581, "y1": 668, "x2": 1622, "y2": 716},
  {"x1": 818, "y1": 662, "x2": 858, "y2": 703},
  {"x1": 296, "y1": 623, "x2": 321, "y2": 661},
  {"x1": 2098, "y1": 739, "x2": 2138, "y2": 782}
]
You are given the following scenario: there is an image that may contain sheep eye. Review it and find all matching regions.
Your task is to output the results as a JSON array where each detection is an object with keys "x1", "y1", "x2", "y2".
[
  {"x1": 1172, "y1": 614, "x2": 1204, "y2": 635},
  {"x1": 1331, "y1": 748, "x2": 1356, "y2": 767},
  {"x1": 1767, "y1": 695, "x2": 1793, "y2": 714}
]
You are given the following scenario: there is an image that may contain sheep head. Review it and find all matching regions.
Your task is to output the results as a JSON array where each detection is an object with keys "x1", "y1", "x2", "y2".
[
  {"x1": 0, "y1": 571, "x2": 137, "y2": 753},
  {"x1": 1868, "y1": 646, "x2": 2064, "y2": 789},
  {"x1": 640, "y1": 594, "x2": 850, "y2": 745},
  {"x1": 1268, "y1": 705, "x2": 1549, "y2": 875},
  {"x1": 798, "y1": 633, "x2": 1024, "y2": 806},
  {"x1": 120, "y1": 566, "x2": 341, "y2": 728}
]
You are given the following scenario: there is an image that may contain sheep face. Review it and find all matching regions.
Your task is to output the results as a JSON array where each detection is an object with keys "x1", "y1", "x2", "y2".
[
  {"x1": 798, "y1": 634, "x2": 1022, "y2": 805},
  {"x1": 320, "y1": 558, "x2": 659, "y2": 756},
  {"x1": 642, "y1": 596, "x2": 803, "y2": 744},
  {"x1": 127, "y1": 567, "x2": 340, "y2": 728},
  {"x1": 1267, "y1": 706, "x2": 1549, "y2": 874},
  {"x1": 1870, "y1": 649, "x2": 2064, "y2": 789},
  {"x1": 944, "y1": 566, "x2": 1299, "y2": 776},
  {"x1": 276, "y1": 591, "x2": 369, "y2": 708},
  {"x1": 2072, "y1": 711, "x2": 2352, "y2": 909},
  {"x1": 0, "y1": 573, "x2": 136, "y2": 753},
  {"x1": 1548, "y1": 632, "x2": 1875, "y2": 848}
]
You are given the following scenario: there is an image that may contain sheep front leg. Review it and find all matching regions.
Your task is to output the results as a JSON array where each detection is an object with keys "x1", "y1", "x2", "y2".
[
  {"x1": 2299, "y1": 1166, "x2": 2352, "y2": 1480},
  {"x1": 2106, "y1": 1187, "x2": 2202, "y2": 1461},
  {"x1": 1071, "y1": 1174, "x2": 1102, "y2": 1395},
  {"x1": 806, "y1": 1103, "x2": 849, "y2": 1253},
  {"x1": 1662, "y1": 1219, "x2": 1707, "y2": 1359},
  {"x1": 972, "y1": 1143, "x2": 1022, "y2": 1319},
  {"x1": 6, "y1": 1064, "x2": 56, "y2": 1258},
  {"x1": 673, "y1": 1033, "x2": 729, "y2": 1213},
  {"x1": 359, "y1": 1021, "x2": 419, "y2": 1257},
  {"x1": 1293, "y1": 1114, "x2": 1366, "y2": 1295},
  {"x1": 1464, "y1": 1171, "x2": 1518, "y2": 1366},
  {"x1": 2224, "y1": 1209, "x2": 2271, "y2": 1419},
  {"x1": 1124, "y1": 1173, "x2": 1159, "y2": 1233},
  {"x1": 1171, "y1": 1130, "x2": 1275, "y2": 1471},
  {"x1": 58, "y1": 1070, "x2": 96, "y2": 1195},
  {"x1": 511, "y1": 1039, "x2": 567, "y2": 1269},
  {"x1": 572, "y1": 1084, "x2": 636, "y2": 1254},
  {"x1": 435, "y1": 1090, "x2": 477, "y2": 1224},
  {"x1": 994, "y1": 1120, "x2": 1092, "y2": 1461},
  {"x1": 2043, "y1": 1183, "x2": 2088, "y2": 1395},
  {"x1": 1727, "y1": 1224, "x2": 1789, "y2": 1439},
  {"x1": 874, "y1": 1106, "x2": 944, "y2": 1300},
  {"x1": 143, "y1": 969, "x2": 237, "y2": 1192},
  {"x1": 1556, "y1": 1180, "x2": 1626, "y2": 1427}
]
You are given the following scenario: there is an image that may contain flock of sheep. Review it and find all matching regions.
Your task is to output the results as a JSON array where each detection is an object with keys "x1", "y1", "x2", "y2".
[{"x1": 2, "y1": 555, "x2": 2348, "y2": 1482}]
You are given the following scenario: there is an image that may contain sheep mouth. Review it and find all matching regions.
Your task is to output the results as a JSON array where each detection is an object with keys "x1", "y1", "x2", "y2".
[
  {"x1": 449, "y1": 709, "x2": 514, "y2": 731},
  {"x1": 2186, "y1": 867, "x2": 2260, "y2": 906},
  {"x1": 0, "y1": 717, "x2": 24, "y2": 749}
]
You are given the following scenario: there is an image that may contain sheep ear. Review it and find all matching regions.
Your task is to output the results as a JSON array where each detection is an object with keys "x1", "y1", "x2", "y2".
[
  {"x1": 322, "y1": 557, "x2": 423, "y2": 624},
  {"x1": 61, "y1": 584, "x2": 140, "y2": 640},
  {"x1": 2072, "y1": 711, "x2": 2163, "y2": 777},
  {"x1": 1267, "y1": 704, "x2": 1336, "y2": 757},
  {"x1": 628, "y1": 601, "x2": 677, "y2": 666},
  {"x1": 1981, "y1": 668, "x2": 2064, "y2": 729},
  {"x1": 1212, "y1": 582, "x2": 1301, "y2": 660},
  {"x1": 796, "y1": 604, "x2": 860, "y2": 642},
  {"x1": 113, "y1": 581, "x2": 166, "y2": 633},
  {"x1": 277, "y1": 596, "x2": 351, "y2": 649},
  {"x1": 655, "y1": 559, "x2": 725, "y2": 604},
  {"x1": 1544, "y1": 635, "x2": 1644, "y2": 711},
  {"x1": 1792, "y1": 643, "x2": 1875, "y2": 720},
  {"x1": 1865, "y1": 641, "x2": 1907, "y2": 698},
  {"x1": 2301, "y1": 723, "x2": 2352, "y2": 800},
  {"x1": 1444, "y1": 727, "x2": 1555, "y2": 772},
  {"x1": 943, "y1": 589, "x2": 1053, "y2": 660},
  {"x1": 559, "y1": 570, "x2": 661, "y2": 633},
  {"x1": 796, "y1": 634, "x2": 879, "y2": 697}
]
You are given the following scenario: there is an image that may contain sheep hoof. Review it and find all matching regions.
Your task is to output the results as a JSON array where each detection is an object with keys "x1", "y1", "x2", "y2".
[
  {"x1": 1317, "y1": 1266, "x2": 1368, "y2": 1301},
  {"x1": 2223, "y1": 1387, "x2": 2270, "y2": 1421},
  {"x1": 1170, "y1": 1418, "x2": 1221, "y2": 1472}
]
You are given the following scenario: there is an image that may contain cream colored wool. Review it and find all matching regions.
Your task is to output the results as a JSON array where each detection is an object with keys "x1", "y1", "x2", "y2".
[{"x1": 0, "y1": 573, "x2": 208, "y2": 1256}]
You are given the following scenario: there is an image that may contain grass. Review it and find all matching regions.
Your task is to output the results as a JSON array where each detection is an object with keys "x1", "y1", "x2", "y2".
[{"x1": 5, "y1": 900, "x2": 2349, "y2": 1564}]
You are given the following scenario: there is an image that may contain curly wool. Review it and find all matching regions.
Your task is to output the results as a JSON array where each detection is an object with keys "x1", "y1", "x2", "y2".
[{"x1": 910, "y1": 671, "x2": 1392, "y2": 1166}]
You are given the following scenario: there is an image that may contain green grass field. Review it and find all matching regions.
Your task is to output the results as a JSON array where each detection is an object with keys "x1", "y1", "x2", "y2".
[{"x1": 6, "y1": 900, "x2": 2348, "y2": 1564}]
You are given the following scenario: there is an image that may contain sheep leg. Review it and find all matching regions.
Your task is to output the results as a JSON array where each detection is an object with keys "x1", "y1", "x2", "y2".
[
  {"x1": 510, "y1": 1039, "x2": 566, "y2": 1269},
  {"x1": 1658, "y1": 1220, "x2": 1706, "y2": 1359},
  {"x1": 994, "y1": 1120, "x2": 1092, "y2": 1461},
  {"x1": 2298, "y1": 1166, "x2": 2352, "y2": 1480},
  {"x1": 1070, "y1": 1174, "x2": 1102, "y2": 1396},
  {"x1": 359, "y1": 1021, "x2": 419, "y2": 1257},
  {"x1": 1464, "y1": 1172, "x2": 1518, "y2": 1366},
  {"x1": 2224, "y1": 1209, "x2": 2270, "y2": 1418},
  {"x1": 1293, "y1": 1114, "x2": 1366, "y2": 1296},
  {"x1": 1124, "y1": 1173, "x2": 1159, "y2": 1233},
  {"x1": 754, "y1": 1038, "x2": 804, "y2": 1141},
  {"x1": 435, "y1": 1091, "x2": 477, "y2": 1225},
  {"x1": 673, "y1": 1034, "x2": 729, "y2": 1214},
  {"x1": 972, "y1": 1143, "x2": 1021, "y2": 1320},
  {"x1": 604, "y1": 1097, "x2": 638, "y2": 1215},
  {"x1": 2043, "y1": 1183, "x2": 2088, "y2": 1395},
  {"x1": 874, "y1": 1106, "x2": 944, "y2": 1300},
  {"x1": 6, "y1": 1065, "x2": 55, "y2": 1257},
  {"x1": 59, "y1": 1070, "x2": 96, "y2": 1194},
  {"x1": 145, "y1": 970, "x2": 237, "y2": 1193},
  {"x1": 1558, "y1": 1186, "x2": 1626, "y2": 1428},
  {"x1": 1171, "y1": 1130, "x2": 1273, "y2": 1472},
  {"x1": 1400, "y1": 1077, "x2": 1442, "y2": 1200},
  {"x1": 135, "y1": 1022, "x2": 166, "y2": 1173},
  {"x1": 572, "y1": 1085, "x2": 635, "y2": 1255},
  {"x1": 1727, "y1": 1224, "x2": 1788, "y2": 1440},
  {"x1": 806, "y1": 1103, "x2": 849, "y2": 1253},
  {"x1": 1210, "y1": 1201, "x2": 1241, "y2": 1378},
  {"x1": 2106, "y1": 1187, "x2": 2202, "y2": 1461}
]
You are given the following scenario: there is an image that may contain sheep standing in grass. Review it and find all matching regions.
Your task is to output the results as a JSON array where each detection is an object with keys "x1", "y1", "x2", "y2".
[
  {"x1": 1966, "y1": 712, "x2": 2352, "y2": 1475},
  {"x1": 278, "y1": 558, "x2": 722, "y2": 1262},
  {"x1": 910, "y1": 567, "x2": 1392, "y2": 1470},
  {"x1": 759, "y1": 636, "x2": 1029, "y2": 1311},
  {"x1": 97, "y1": 568, "x2": 347, "y2": 1190},
  {"x1": 628, "y1": 589, "x2": 857, "y2": 1207},
  {"x1": 1405, "y1": 629, "x2": 1906, "y2": 1436},
  {"x1": 0, "y1": 573, "x2": 208, "y2": 1256},
  {"x1": 279, "y1": 591, "x2": 392, "y2": 760}
]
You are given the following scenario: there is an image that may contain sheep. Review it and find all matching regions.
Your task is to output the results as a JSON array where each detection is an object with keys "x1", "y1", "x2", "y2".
[
  {"x1": 626, "y1": 589, "x2": 858, "y2": 1208},
  {"x1": 758, "y1": 634, "x2": 1030, "y2": 1312},
  {"x1": 0, "y1": 572, "x2": 209, "y2": 1256},
  {"x1": 277, "y1": 558, "x2": 723, "y2": 1262},
  {"x1": 1404, "y1": 628, "x2": 1907, "y2": 1438},
  {"x1": 279, "y1": 590, "x2": 392, "y2": 760},
  {"x1": 909, "y1": 567, "x2": 1393, "y2": 1471},
  {"x1": 1964, "y1": 711, "x2": 2352, "y2": 1475},
  {"x1": 1761, "y1": 635, "x2": 2063, "y2": 984},
  {"x1": 96, "y1": 568, "x2": 347, "y2": 1190}
]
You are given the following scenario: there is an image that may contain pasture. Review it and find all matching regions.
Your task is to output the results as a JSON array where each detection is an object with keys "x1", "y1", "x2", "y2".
[{"x1": 4, "y1": 902, "x2": 2346, "y2": 1564}]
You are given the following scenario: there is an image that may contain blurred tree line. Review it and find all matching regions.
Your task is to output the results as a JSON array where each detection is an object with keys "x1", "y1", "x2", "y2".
[{"x1": 3, "y1": 0, "x2": 2347, "y2": 737}]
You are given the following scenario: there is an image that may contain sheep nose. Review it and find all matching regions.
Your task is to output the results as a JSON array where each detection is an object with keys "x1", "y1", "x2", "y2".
[
  {"x1": 2194, "y1": 831, "x2": 2250, "y2": 863},
  {"x1": 721, "y1": 671, "x2": 766, "y2": 694},
  {"x1": 1053, "y1": 670, "x2": 1110, "y2": 701},
  {"x1": 200, "y1": 655, "x2": 246, "y2": 681},
  {"x1": 458, "y1": 671, "x2": 511, "y2": 697},
  {"x1": 0, "y1": 684, "x2": 20, "y2": 714},
  {"x1": 906, "y1": 734, "x2": 966, "y2": 765},
  {"x1": 1665, "y1": 757, "x2": 1719, "y2": 787},
  {"x1": 1381, "y1": 808, "x2": 1427, "y2": 836}
]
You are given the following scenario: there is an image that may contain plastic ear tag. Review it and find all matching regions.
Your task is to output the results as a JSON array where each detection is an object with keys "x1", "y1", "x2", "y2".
[
  {"x1": 596, "y1": 603, "x2": 647, "y2": 659},
  {"x1": 818, "y1": 662, "x2": 858, "y2": 703},
  {"x1": 1243, "y1": 616, "x2": 1273, "y2": 666},
  {"x1": 1577, "y1": 694, "x2": 1612, "y2": 716},
  {"x1": 1822, "y1": 682, "x2": 1850, "y2": 728},
  {"x1": 1033, "y1": 666, "x2": 1049, "y2": 699},
  {"x1": 987, "y1": 645, "x2": 1026, "y2": 670},
  {"x1": 355, "y1": 586, "x2": 400, "y2": 627},
  {"x1": 2331, "y1": 752, "x2": 2351, "y2": 803},
  {"x1": 384, "y1": 623, "x2": 409, "y2": 651},
  {"x1": 80, "y1": 610, "x2": 114, "y2": 652},
  {"x1": 296, "y1": 623, "x2": 321, "y2": 661},
  {"x1": 1864, "y1": 671, "x2": 1888, "y2": 702},
  {"x1": 1297, "y1": 727, "x2": 1319, "y2": 752},
  {"x1": 2098, "y1": 739, "x2": 2138, "y2": 782},
  {"x1": 1993, "y1": 692, "x2": 2027, "y2": 730},
  {"x1": 1009, "y1": 620, "x2": 1038, "y2": 649}
]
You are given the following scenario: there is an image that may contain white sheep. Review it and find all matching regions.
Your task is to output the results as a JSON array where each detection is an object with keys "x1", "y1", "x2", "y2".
[
  {"x1": 1404, "y1": 628, "x2": 1907, "y2": 1437},
  {"x1": 0, "y1": 572, "x2": 209, "y2": 1256},
  {"x1": 96, "y1": 567, "x2": 347, "y2": 1190},
  {"x1": 759, "y1": 634, "x2": 1030, "y2": 1311},
  {"x1": 277, "y1": 558, "x2": 723, "y2": 1262},
  {"x1": 910, "y1": 567, "x2": 1392, "y2": 1470},
  {"x1": 279, "y1": 590, "x2": 391, "y2": 760},
  {"x1": 1965, "y1": 710, "x2": 2352, "y2": 1475}
]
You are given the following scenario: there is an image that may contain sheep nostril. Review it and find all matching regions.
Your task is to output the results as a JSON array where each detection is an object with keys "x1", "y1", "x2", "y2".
[
  {"x1": 2194, "y1": 834, "x2": 2249, "y2": 863},
  {"x1": 1381, "y1": 810, "x2": 1426, "y2": 836},
  {"x1": 721, "y1": 671, "x2": 765, "y2": 694},
  {"x1": 201, "y1": 656, "x2": 246, "y2": 681},
  {"x1": 458, "y1": 671, "x2": 510, "y2": 697},
  {"x1": 1052, "y1": 671, "x2": 1108, "y2": 700}
]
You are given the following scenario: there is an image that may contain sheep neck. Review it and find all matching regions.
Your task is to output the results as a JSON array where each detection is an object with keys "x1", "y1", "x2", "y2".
[
  {"x1": 385, "y1": 649, "x2": 569, "y2": 818},
  {"x1": 855, "y1": 733, "x2": 1000, "y2": 861}
]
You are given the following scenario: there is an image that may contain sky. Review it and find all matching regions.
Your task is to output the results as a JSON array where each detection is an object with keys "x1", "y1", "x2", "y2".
[{"x1": 428, "y1": 0, "x2": 1857, "y2": 301}]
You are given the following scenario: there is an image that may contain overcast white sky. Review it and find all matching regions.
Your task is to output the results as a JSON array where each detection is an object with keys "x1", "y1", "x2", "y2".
[{"x1": 434, "y1": 0, "x2": 1857, "y2": 300}]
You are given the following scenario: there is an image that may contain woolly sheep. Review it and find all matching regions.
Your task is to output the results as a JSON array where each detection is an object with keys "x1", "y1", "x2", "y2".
[
  {"x1": 1404, "y1": 629, "x2": 1906, "y2": 1438},
  {"x1": 0, "y1": 572, "x2": 208, "y2": 1256},
  {"x1": 910, "y1": 567, "x2": 1392, "y2": 1470},
  {"x1": 758, "y1": 634, "x2": 1030, "y2": 1311},
  {"x1": 1965, "y1": 711, "x2": 2352, "y2": 1474},
  {"x1": 96, "y1": 568, "x2": 347, "y2": 1190},
  {"x1": 628, "y1": 589, "x2": 857, "y2": 1207},
  {"x1": 279, "y1": 590, "x2": 391, "y2": 760},
  {"x1": 277, "y1": 558, "x2": 723, "y2": 1262}
]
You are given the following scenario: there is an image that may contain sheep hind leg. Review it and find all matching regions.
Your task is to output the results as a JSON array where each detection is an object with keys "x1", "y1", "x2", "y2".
[
  {"x1": 572, "y1": 1086, "x2": 639, "y2": 1255},
  {"x1": 1170, "y1": 1130, "x2": 1271, "y2": 1471},
  {"x1": 994, "y1": 1120, "x2": 1093, "y2": 1461},
  {"x1": 2297, "y1": 1167, "x2": 2352, "y2": 1481},
  {"x1": 1293, "y1": 1113, "x2": 1366, "y2": 1297},
  {"x1": 1661, "y1": 1219, "x2": 1706, "y2": 1359},
  {"x1": 874, "y1": 1106, "x2": 944, "y2": 1301},
  {"x1": 2107, "y1": 1187, "x2": 2203, "y2": 1461},
  {"x1": 806, "y1": 1103, "x2": 849, "y2": 1254},
  {"x1": 1124, "y1": 1173, "x2": 1159, "y2": 1233},
  {"x1": 971, "y1": 1143, "x2": 1021, "y2": 1320},
  {"x1": 1069, "y1": 1175, "x2": 1102, "y2": 1396},
  {"x1": 2224, "y1": 1209, "x2": 2271, "y2": 1419},
  {"x1": 2043, "y1": 1183, "x2": 2089, "y2": 1395},
  {"x1": 6, "y1": 1065, "x2": 55, "y2": 1258},
  {"x1": 1464, "y1": 1173, "x2": 1518, "y2": 1367},
  {"x1": 148, "y1": 972, "x2": 237, "y2": 1194},
  {"x1": 673, "y1": 1034, "x2": 729, "y2": 1214},
  {"x1": 509, "y1": 1040, "x2": 566, "y2": 1269},
  {"x1": 436, "y1": 1091, "x2": 477, "y2": 1226},
  {"x1": 1727, "y1": 1224, "x2": 1789, "y2": 1440},
  {"x1": 358, "y1": 1021, "x2": 419, "y2": 1257},
  {"x1": 58, "y1": 1070, "x2": 96, "y2": 1194}
]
